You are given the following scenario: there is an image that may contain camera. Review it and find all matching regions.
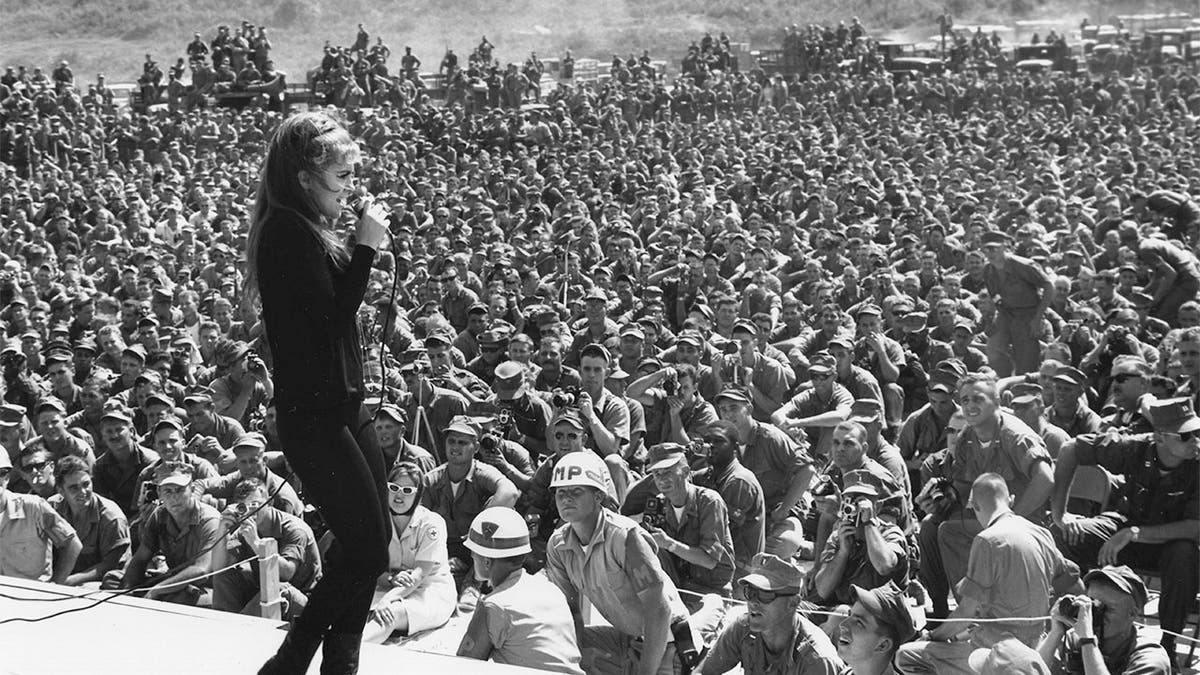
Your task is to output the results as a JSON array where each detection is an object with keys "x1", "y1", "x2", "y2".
[
  {"x1": 141, "y1": 482, "x2": 158, "y2": 504},
  {"x1": 811, "y1": 475, "x2": 838, "y2": 498},
  {"x1": 841, "y1": 499, "x2": 859, "y2": 521},
  {"x1": 687, "y1": 439, "x2": 710, "y2": 458},
  {"x1": 1057, "y1": 595, "x2": 1105, "y2": 621},
  {"x1": 662, "y1": 372, "x2": 678, "y2": 396},
  {"x1": 551, "y1": 386, "x2": 581, "y2": 408},
  {"x1": 642, "y1": 495, "x2": 667, "y2": 529},
  {"x1": 720, "y1": 341, "x2": 740, "y2": 356},
  {"x1": 479, "y1": 432, "x2": 503, "y2": 454}
]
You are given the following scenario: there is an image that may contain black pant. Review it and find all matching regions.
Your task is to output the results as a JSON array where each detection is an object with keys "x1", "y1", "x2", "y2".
[{"x1": 277, "y1": 400, "x2": 390, "y2": 638}]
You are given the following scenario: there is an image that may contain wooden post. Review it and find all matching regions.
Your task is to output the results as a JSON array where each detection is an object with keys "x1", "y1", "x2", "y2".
[{"x1": 256, "y1": 538, "x2": 282, "y2": 621}]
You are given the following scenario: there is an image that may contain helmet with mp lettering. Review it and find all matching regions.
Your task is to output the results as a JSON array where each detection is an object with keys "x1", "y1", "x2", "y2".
[{"x1": 549, "y1": 451, "x2": 609, "y2": 491}]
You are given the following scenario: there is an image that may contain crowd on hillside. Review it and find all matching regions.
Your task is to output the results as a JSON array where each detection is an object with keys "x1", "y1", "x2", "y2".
[{"x1": 0, "y1": 14, "x2": 1199, "y2": 675}]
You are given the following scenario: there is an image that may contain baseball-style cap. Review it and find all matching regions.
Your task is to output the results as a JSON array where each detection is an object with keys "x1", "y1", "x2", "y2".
[
  {"x1": 1147, "y1": 398, "x2": 1200, "y2": 435},
  {"x1": 232, "y1": 433, "x2": 267, "y2": 453},
  {"x1": 34, "y1": 399, "x2": 68, "y2": 417},
  {"x1": 855, "y1": 304, "x2": 882, "y2": 319},
  {"x1": 646, "y1": 443, "x2": 687, "y2": 472},
  {"x1": 121, "y1": 345, "x2": 147, "y2": 362},
  {"x1": 1083, "y1": 564, "x2": 1148, "y2": 609},
  {"x1": 0, "y1": 403, "x2": 25, "y2": 429},
  {"x1": 444, "y1": 415, "x2": 479, "y2": 439},
  {"x1": 731, "y1": 319, "x2": 758, "y2": 337},
  {"x1": 143, "y1": 392, "x2": 175, "y2": 409},
  {"x1": 827, "y1": 336, "x2": 854, "y2": 351},
  {"x1": 740, "y1": 553, "x2": 804, "y2": 594},
  {"x1": 584, "y1": 288, "x2": 608, "y2": 303},
  {"x1": 809, "y1": 351, "x2": 837, "y2": 376},
  {"x1": 849, "y1": 580, "x2": 918, "y2": 643},
  {"x1": 154, "y1": 462, "x2": 195, "y2": 488},
  {"x1": 714, "y1": 387, "x2": 751, "y2": 406},
  {"x1": 152, "y1": 417, "x2": 186, "y2": 434},
  {"x1": 676, "y1": 331, "x2": 704, "y2": 347},
  {"x1": 980, "y1": 230, "x2": 1013, "y2": 245},
  {"x1": 848, "y1": 398, "x2": 883, "y2": 424},
  {"x1": 423, "y1": 331, "x2": 453, "y2": 347},
  {"x1": 377, "y1": 404, "x2": 407, "y2": 425},
  {"x1": 183, "y1": 386, "x2": 215, "y2": 404},
  {"x1": 550, "y1": 409, "x2": 585, "y2": 431},
  {"x1": 101, "y1": 407, "x2": 135, "y2": 425},
  {"x1": 619, "y1": 324, "x2": 645, "y2": 340},
  {"x1": 968, "y1": 638, "x2": 1050, "y2": 675},
  {"x1": 1052, "y1": 366, "x2": 1087, "y2": 387}
]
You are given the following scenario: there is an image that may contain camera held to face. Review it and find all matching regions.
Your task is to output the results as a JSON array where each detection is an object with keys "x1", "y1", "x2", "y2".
[{"x1": 551, "y1": 386, "x2": 581, "y2": 408}]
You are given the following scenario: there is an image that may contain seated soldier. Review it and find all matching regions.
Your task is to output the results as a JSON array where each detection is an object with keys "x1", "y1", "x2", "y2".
[
  {"x1": 0, "y1": 449, "x2": 81, "y2": 583},
  {"x1": 810, "y1": 471, "x2": 909, "y2": 610},
  {"x1": 15, "y1": 444, "x2": 57, "y2": 499},
  {"x1": 1051, "y1": 397, "x2": 1200, "y2": 659},
  {"x1": 834, "y1": 581, "x2": 919, "y2": 675},
  {"x1": 196, "y1": 433, "x2": 303, "y2": 516},
  {"x1": 517, "y1": 408, "x2": 623, "y2": 571},
  {"x1": 641, "y1": 442, "x2": 736, "y2": 599},
  {"x1": 809, "y1": 421, "x2": 905, "y2": 571},
  {"x1": 916, "y1": 373, "x2": 1053, "y2": 619},
  {"x1": 1038, "y1": 565, "x2": 1172, "y2": 674},
  {"x1": 373, "y1": 404, "x2": 436, "y2": 473},
  {"x1": 132, "y1": 417, "x2": 218, "y2": 517},
  {"x1": 421, "y1": 416, "x2": 519, "y2": 597},
  {"x1": 91, "y1": 407, "x2": 160, "y2": 518},
  {"x1": 49, "y1": 455, "x2": 130, "y2": 586},
  {"x1": 212, "y1": 478, "x2": 321, "y2": 619},
  {"x1": 103, "y1": 462, "x2": 222, "y2": 605},
  {"x1": 457, "y1": 506, "x2": 584, "y2": 673},
  {"x1": 698, "y1": 553, "x2": 847, "y2": 675}
]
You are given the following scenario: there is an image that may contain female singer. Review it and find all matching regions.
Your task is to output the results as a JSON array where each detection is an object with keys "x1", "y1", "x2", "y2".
[{"x1": 246, "y1": 111, "x2": 391, "y2": 674}]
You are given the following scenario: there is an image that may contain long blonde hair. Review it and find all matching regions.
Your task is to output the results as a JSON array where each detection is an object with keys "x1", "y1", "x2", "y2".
[{"x1": 244, "y1": 111, "x2": 360, "y2": 312}]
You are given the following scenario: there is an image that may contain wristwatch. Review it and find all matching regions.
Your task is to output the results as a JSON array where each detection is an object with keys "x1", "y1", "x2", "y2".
[
  {"x1": 1078, "y1": 637, "x2": 1098, "y2": 647},
  {"x1": 1129, "y1": 526, "x2": 1141, "y2": 542}
]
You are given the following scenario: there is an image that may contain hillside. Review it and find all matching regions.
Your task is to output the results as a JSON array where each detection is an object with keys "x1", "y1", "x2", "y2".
[{"x1": 0, "y1": 0, "x2": 1176, "y2": 86}]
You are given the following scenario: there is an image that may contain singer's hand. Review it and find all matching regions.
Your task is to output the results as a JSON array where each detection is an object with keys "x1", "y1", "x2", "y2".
[{"x1": 355, "y1": 197, "x2": 390, "y2": 251}]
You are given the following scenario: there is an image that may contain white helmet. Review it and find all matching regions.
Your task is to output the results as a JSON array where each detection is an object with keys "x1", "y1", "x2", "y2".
[
  {"x1": 550, "y1": 451, "x2": 609, "y2": 491},
  {"x1": 465, "y1": 506, "x2": 532, "y2": 558}
]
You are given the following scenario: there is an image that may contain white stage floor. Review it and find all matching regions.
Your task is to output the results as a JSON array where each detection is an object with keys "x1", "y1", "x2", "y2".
[{"x1": 0, "y1": 576, "x2": 548, "y2": 674}]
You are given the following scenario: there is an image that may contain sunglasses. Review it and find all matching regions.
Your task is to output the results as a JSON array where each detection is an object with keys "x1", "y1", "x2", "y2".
[
  {"x1": 22, "y1": 459, "x2": 51, "y2": 472},
  {"x1": 743, "y1": 586, "x2": 795, "y2": 605},
  {"x1": 1112, "y1": 373, "x2": 1143, "y2": 383},
  {"x1": 1168, "y1": 430, "x2": 1198, "y2": 442},
  {"x1": 811, "y1": 373, "x2": 834, "y2": 381},
  {"x1": 554, "y1": 432, "x2": 580, "y2": 440},
  {"x1": 0, "y1": 468, "x2": 11, "y2": 479},
  {"x1": 388, "y1": 483, "x2": 418, "y2": 496}
]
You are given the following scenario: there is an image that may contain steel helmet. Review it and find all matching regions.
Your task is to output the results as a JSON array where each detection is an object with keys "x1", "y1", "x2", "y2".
[
  {"x1": 465, "y1": 506, "x2": 532, "y2": 557},
  {"x1": 549, "y1": 451, "x2": 610, "y2": 491}
]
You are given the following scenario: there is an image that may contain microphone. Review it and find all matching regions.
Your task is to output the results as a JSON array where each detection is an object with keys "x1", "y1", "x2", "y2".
[{"x1": 345, "y1": 190, "x2": 368, "y2": 218}]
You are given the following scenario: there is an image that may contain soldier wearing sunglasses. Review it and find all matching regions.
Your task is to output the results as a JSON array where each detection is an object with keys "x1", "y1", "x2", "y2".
[
  {"x1": 1051, "y1": 397, "x2": 1200, "y2": 659},
  {"x1": 698, "y1": 552, "x2": 846, "y2": 675}
]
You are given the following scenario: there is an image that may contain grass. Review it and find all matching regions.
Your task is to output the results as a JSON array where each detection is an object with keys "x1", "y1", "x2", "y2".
[{"x1": 0, "y1": 0, "x2": 1173, "y2": 86}]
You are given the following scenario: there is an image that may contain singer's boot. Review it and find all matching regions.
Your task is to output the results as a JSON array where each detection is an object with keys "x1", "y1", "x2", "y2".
[
  {"x1": 319, "y1": 633, "x2": 362, "y2": 675},
  {"x1": 258, "y1": 624, "x2": 323, "y2": 675}
]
